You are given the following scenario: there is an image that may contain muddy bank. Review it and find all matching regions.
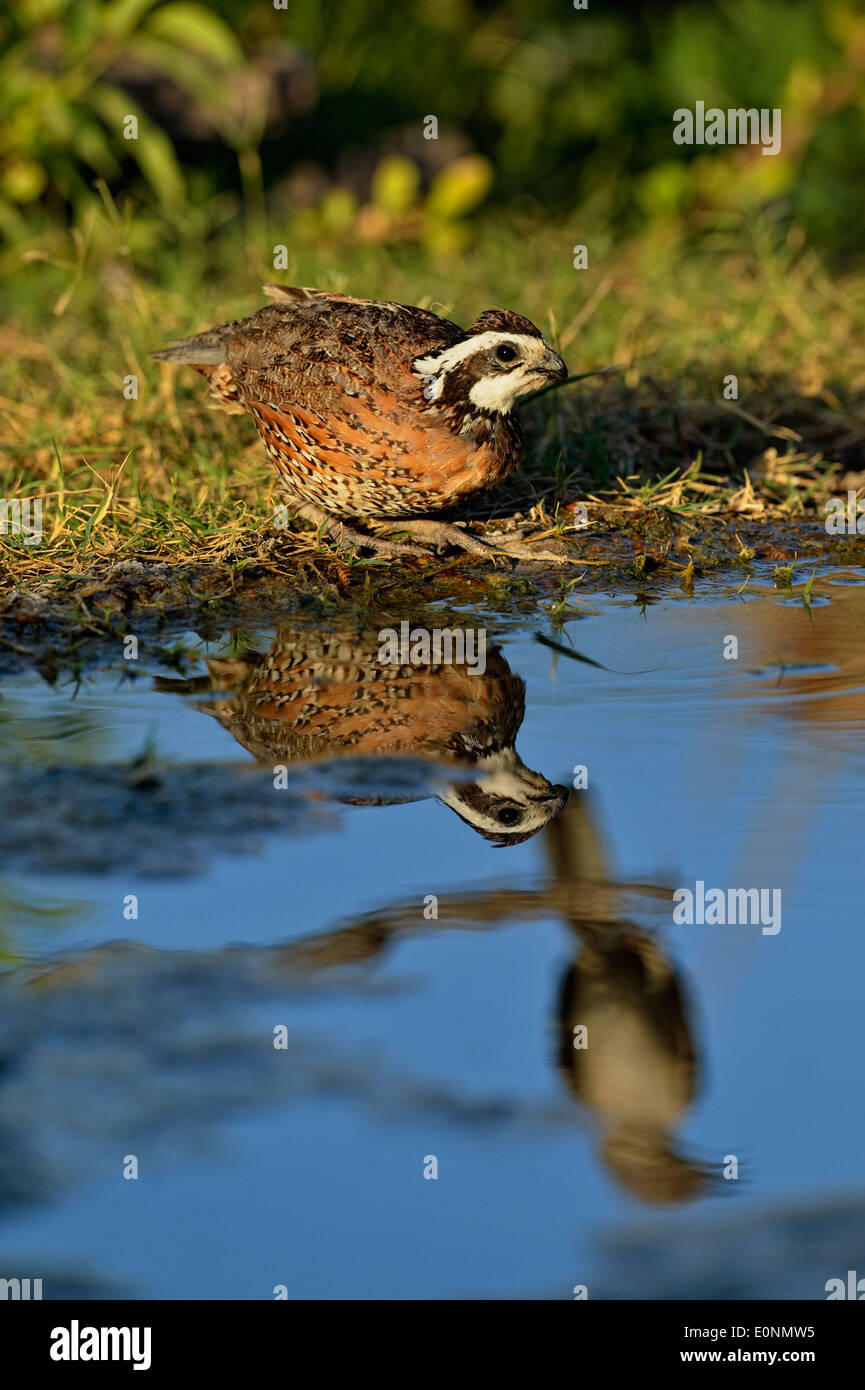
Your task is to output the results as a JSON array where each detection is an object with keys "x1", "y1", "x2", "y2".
[{"x1": 0, "y1": 512, "x2": 861, "y2": 678}]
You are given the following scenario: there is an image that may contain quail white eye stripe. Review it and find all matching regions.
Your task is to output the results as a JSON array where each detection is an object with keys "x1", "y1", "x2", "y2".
[{"x1": 412, "y1": 332, "x2": 544, "y2": 377}]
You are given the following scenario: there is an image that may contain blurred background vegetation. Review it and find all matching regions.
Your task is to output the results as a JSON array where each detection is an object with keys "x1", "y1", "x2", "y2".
[
  {"x1": 2, "y1": 0, "x2": 865, "y2": 577},
  {"x1": 3, "y1": 0, "x2": 865, "y2": 263}
]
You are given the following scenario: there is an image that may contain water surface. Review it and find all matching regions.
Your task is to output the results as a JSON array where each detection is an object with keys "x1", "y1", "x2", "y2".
[{"x1": 1, "y1": 571, "x2": 863, "y2": 1299}]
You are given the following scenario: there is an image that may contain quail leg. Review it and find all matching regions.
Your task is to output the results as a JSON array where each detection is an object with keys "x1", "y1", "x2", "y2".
[
  {"x1": 381, "y1": 519, "x2": 502, "y2": 558},
  {"x1": 387, "y1": 518, "x2": 573, "y2": 564},
  {"x1": 291, "y1": 503, "x2": 430, "y2": 558}
]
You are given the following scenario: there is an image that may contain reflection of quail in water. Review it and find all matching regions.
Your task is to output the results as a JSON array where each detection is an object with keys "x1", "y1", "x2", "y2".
[
  {"x1": 157, "y1": 626, "x2": 568, "y2": 845},
  {"x1": 274, "y1": 793, "x2": 718, "y2": 1205},
  {"x1": 556, "y1": 937, "x2": 707, "y2": 1205},
  {"x1": 546, "y1": 801, "x2": 717, "y2": 1205},
  {"x1": 152, "y1": 286, "x2": 567, "y2": 560}
]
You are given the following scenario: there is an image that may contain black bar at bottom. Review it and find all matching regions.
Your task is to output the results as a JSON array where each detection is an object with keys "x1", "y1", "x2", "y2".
[{"x1": 2, "y1": 1299, "x2": 859, "y2": 1375}]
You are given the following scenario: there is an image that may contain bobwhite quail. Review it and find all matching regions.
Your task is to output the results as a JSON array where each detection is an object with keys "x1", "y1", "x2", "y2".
[
  {"x1": 156, "y1": 622, "x2": 569, "y2": 844},
  {"x1": 153, "y1": 285, "x2": 568, "y2": 560}
]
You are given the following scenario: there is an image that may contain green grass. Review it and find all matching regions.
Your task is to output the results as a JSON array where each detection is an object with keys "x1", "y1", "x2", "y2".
[{"x1": 1, "y1": 202, "x2": 864, "y2": 591}]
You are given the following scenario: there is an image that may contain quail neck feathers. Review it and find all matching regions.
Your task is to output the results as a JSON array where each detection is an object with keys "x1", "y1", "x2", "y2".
[{"x1": 153, "y1": 286, "x2": 567, "y2": 558}]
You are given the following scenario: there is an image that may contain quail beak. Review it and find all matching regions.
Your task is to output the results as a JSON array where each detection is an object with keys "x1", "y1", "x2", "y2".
[{"x1": 535, "y1": 348, "x2": 568, "y2": 382}]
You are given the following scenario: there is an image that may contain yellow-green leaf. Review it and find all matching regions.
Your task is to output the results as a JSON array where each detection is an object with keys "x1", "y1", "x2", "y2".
[
  {"x1": 371, "y1": 155, "x2": 420, "y2": 217},
  {"x1": 146, "y1": 3, "x2": 245, "y2": 66},
  {"x1": 426, "y1": 155, "x2": 493, "y2": 220}
]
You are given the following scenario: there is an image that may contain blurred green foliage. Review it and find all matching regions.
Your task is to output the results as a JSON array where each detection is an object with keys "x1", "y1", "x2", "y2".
[{"x1": 2, "y1": 0, "x2": 865, "y2": 259}]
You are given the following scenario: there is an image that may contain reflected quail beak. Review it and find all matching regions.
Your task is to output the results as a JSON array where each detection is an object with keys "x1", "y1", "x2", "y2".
[
  {"x1": 526, "y1": 783, "x2": 570, "y2": 811},
  {"x1": 537, "y1": 348, "x2": 568, "y2": 382},
  {"x1": 546, "y1": 783, "x2": 570, "y2": 811}
]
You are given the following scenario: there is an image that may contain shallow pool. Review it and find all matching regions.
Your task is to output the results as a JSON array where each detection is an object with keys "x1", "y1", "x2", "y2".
[{"x1": 1, "y1": 570, "x2": 863, "y2": 1299}]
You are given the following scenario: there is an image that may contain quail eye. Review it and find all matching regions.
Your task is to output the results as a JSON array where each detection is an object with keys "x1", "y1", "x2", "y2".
[
  {"x1": 496, "y1": 806, "x2": 521, "y2": 825},
  {"x1": 495, "y1": 343, "x2": 517, "y2": 363}
]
